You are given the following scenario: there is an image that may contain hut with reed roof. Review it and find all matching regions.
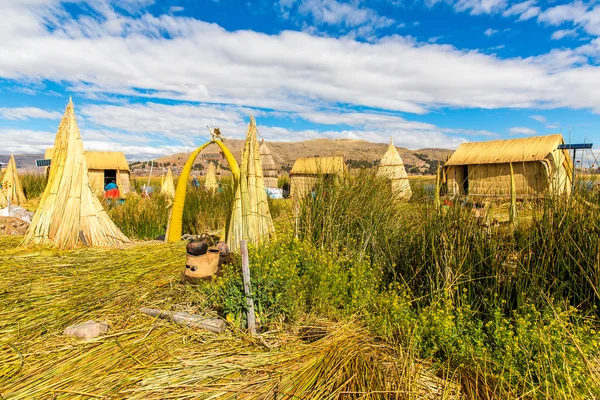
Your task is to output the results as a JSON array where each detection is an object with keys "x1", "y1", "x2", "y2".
[
  {"x1": 290, "y1": 156, "x2": 347, "y2": 199},
  {"x1": 443, "y1": 134, "x2": 572, "y2": 198},
  {"x1": 377, "y1": 138, "x2": 412, "y2": 201},
  {"x1": 45, "y1": 148, "x2": 131, "y2": 195},
  {"x1": 23, "y1": 99, "x2": 130, "y2": 249},
  {"x1": 260, "y1": 139, "x2": 278, "y2": 189},
  {"x1": 0, "y1": 155, "x2": 27, "y2": 207}
]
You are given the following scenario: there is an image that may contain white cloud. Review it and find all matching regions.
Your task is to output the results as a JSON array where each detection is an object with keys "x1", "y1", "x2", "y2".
[
  {"x1": 551, "y1": 28, "x2": 579, "y2": 40},
  {"x1": 517, "y1": 6, "x2": 540, "y2": 20},
  {"x1": 529, "y1": 115, "x2": 546, "y2": 123},
  {"x1": 538, "y1": 2, "x2": 600, "y2": 37},
  {"x1": 281, "y1": 0, "x2": 394, "y2": 31},
  {"x1": 509, "y1": 126, "x2": 537, "y2": 135},
  {"x1": 503, "y1": 0, "x2": 535, "y2": 17},
  {"x1": 169, "y1": 6, "x2": 184, "y2": 13},
  {"x1": 453, "y1": 0, "x2": 507, "y2": 15},
  {"x1": 3, "y1": 3, "x2": 600, "y2": 115},
  {"x1": 484, "y1": 28, "x2": 498, "y2": 36},
  {"x1": 0, "y1": 107, "x2": 62, "y2": 120}
]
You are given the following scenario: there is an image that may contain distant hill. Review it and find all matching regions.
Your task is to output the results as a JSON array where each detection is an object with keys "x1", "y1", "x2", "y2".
[
  {"x1": 147, "y1": 139, "x2": 453, "y2": 175},
  {"x1": 0, "y1": 154, "x2": 45, "y2": 172}
]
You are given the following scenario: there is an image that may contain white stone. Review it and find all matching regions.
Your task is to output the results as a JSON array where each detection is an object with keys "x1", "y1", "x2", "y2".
[{"x1": 63, "y1": 320, "x2": 109, "y2": 339}]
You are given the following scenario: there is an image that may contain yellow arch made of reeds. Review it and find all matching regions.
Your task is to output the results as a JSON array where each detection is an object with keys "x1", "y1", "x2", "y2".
[{"x1": 166, "y1": 140, "x2": 240, "y2": 243}]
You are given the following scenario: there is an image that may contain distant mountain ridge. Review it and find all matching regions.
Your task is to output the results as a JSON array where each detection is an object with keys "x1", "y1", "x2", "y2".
[{"x1": 150, "y1": 138, "x2": 453, "y2": 175}]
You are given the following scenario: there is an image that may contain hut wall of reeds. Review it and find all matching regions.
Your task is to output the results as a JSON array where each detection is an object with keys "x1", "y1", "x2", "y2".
[
  {"x1": 0, "y1": 155, "x2": 27, "y2": 207},
  {"x1": 23, "y1": 99, "x2": 130, "y2": 249},
  {"x1": 376, "y1": 139, "x2": 412, "y2": 200},
  {"x1": 45, "y1": 149, "x2": 131, "y2": 195},
  {"x1": 289, "y1": 156, "x2": 347, "y2": 199},
  {"x1": 444, "y1": 134, "x2": 572, "y2": 198},
  {"x1": 260, "y1": 140, "x2": 278, "y2": 189}
]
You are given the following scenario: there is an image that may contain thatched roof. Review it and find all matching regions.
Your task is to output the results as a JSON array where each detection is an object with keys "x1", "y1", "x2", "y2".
[
  {"x1": 45, "y1": 149, "x2": 130, "y2": 172},
  {"x1": 0, "y1": 154, "x2": 27, "y2": 207},
  {"x1": 290, "y1": 156, "x2": 346, "y2": 175},
  {"x1": 23, "y1": 99, "x2": 130, "y2": 249},
  {"x1": 445, "y1": 134, "x2": 569, "y2": 166}
]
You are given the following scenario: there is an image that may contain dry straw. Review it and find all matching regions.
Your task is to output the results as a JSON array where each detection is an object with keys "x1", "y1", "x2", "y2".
[
  {"x1": 227, "y1": 116, "x2": 275, "y2": 252},
  {"x1": 204, "y1": 162, "x2": 218, "y2": 193},
  {"x1": 22, "y1": 98, "x2": 130, "y2": 249},
  {"x1": 0, "y1": 154, "x2": 27, "y2": 207},
  {"x1": 161, "y1": 167, "x2": 176, "y2": 198}
]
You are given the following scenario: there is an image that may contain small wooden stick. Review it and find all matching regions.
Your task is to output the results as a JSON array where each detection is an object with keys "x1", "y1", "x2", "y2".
[
  {"x1": 240, "y1": 240, "x2": 256, "y2": 335},
  {"x1": 140, "y1": 308, "x2": 226, "y2": 333}
]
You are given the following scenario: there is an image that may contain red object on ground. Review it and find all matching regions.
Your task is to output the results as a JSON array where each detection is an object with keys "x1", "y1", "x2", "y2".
[{"x1": 104, "y1": 188, "x2": 121, "y2": 199}]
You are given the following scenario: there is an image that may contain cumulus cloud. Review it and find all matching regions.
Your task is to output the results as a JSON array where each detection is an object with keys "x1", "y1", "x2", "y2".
[
  {"x1": 509, "y1": 126, "x2": 537, "y2": 135},
  {"x1": 538, "y1": 2, "x2": 600, "y2": 37},
  {"x1": 4, "y1": 1, "x2": 600, "y2": 117},
  {"x1": 0, "y1": 107, "x2": 62, "y2": 120},
  {"x1": 484, "y1": 28, "x2": 499, "y2": 36}
]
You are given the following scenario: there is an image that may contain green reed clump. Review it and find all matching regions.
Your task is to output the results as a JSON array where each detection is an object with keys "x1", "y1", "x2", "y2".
[
  {"x1": 105, "y1": 194, "x2": 171, "y2": 239},
  {"x1": 20, "y1": 173, "x2": 46, "y2": 199},
  {"x1": 296, "y1": 170, "x2": 407, "y2": 265},
  {"x1": 182, "y1": 179, "x2": 235, "y2": 235}
]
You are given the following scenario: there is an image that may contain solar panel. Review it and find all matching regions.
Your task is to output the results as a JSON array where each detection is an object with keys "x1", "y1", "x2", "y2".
[{"x1": 36, "y1": 159, "x2": 52, "y2": 167}]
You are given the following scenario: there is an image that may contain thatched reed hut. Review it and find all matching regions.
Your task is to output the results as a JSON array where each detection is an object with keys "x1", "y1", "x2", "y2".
[
  {"x1": 444, "y1": 134, "x2": 572, "y2": 198},
  {"x1": 260, "y1": 139, "x2": 278, "y2": 189},
  {"x1": 45, "y1": 148, "x2": 131, "y2": 195},
  {"x1": 24, "y1": 99, "x2": 130, "y2": 249},
  {"x1": 377, "y1": 139, "x2": 412, "y2": 200},
  {"x1": 0, "y1": 154, "x2": 27, "y2": 207},
  {"x1": 290, "y1": 156, "x2": 347, "y2": 198}
]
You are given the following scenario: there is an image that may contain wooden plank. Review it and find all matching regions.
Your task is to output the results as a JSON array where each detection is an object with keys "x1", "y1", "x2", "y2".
[{"x1": 240, "y1": 240, "x2": 256, "y2": 335}]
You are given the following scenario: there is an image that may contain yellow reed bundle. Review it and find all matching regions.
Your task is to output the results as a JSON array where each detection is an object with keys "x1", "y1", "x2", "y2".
[
  {"x1": 22, "y1": 98, "x2": 130, "y2": 249},
  {"x1": 0, "y1": 154, "x2": 27, "y2": 207},
  {"x1": 205, "y1": 162, "x2": 218, "y2": 193},
  {"x1": 161, "y1": 167, "x2": 176, "y2": 198},
  {"x1": 227, "y1": 116, "x2": 275, "y2": 252}
]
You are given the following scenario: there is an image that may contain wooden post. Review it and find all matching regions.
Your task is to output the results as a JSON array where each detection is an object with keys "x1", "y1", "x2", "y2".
[
  {"x1": 509, "y1": 162, "x2": 517, "y2": 227},
  {"x1": 434, "y1": 164, "x2": 441, "y2": 213},
  {"x1": 240, "y1": 240, "x2": 256, "y2": 335}
]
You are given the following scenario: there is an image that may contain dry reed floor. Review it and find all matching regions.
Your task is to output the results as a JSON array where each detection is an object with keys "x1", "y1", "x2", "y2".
[{"x1": 0, "y1": 236, "x2": 452, "y2": 400}]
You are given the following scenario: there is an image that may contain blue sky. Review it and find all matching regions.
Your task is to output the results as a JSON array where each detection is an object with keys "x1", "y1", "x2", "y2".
[{"x1": 1, "y1": 0, "x2": 600, "y2": 159}]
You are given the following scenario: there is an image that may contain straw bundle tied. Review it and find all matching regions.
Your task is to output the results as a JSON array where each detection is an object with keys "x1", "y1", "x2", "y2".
[
  {"x1": 0, "y1": 154, "x2": 27, "y2": 207},
  {"x1": 376, "y1": 138, "x2": 412, "y2": 200},
  {"x1": 205, "y1": 162, "x2": 218, "y2": 193},
  {"x1": 227, "y1": 116, "x2": 275, "y2": 252},
  {"x1": 161, "y1": 167, "x2": 176, "y2": 198},
  {"x1": 22, "y1": 98, "x2": 130, "y2": 249}
]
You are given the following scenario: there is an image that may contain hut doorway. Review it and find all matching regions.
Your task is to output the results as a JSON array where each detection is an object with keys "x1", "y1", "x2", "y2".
[
  {"x1": 104, "y1": 169, "x2": 117, "y2": 187},
  {"x1": 452, "y1": 165, "x2": 468, "y2": 195}
]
